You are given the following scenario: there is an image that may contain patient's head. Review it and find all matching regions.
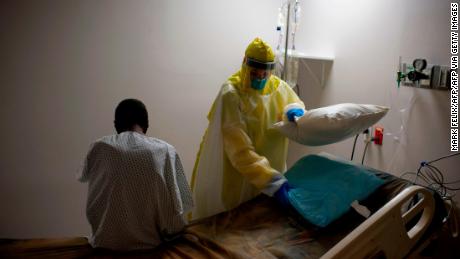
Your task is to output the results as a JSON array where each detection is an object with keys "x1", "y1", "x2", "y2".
[{"x1": 114, "y1": 98, "x2": 149, "y2": 134}]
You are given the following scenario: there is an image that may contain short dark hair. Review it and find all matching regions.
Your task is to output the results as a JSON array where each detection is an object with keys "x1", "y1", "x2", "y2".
[{"x1": 114, "y1": 99, "x2": 149, "y2": 134}]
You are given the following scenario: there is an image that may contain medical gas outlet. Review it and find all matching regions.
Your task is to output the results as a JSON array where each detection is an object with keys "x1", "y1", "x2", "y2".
[{"x1": 397, "y1": 58, "x2": 451, "y2": 90}]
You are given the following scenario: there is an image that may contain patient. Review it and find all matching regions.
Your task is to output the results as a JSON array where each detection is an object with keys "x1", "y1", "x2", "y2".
[{"x1": 79, "y1": 98, "x2": 193, "y2": 251}]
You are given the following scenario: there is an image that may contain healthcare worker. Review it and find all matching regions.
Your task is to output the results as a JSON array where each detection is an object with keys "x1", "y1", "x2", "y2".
[{"x1": 191, "y1": 38, "x2": 305, "y2": 220}]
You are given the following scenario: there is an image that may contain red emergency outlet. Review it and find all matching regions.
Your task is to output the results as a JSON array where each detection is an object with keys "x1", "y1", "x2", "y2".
[{"x1": 374, "y1": 126, "x2": 384, "y2": 145}]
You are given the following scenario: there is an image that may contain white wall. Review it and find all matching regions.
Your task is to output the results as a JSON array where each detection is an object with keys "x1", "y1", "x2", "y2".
[{"x1": 0, "y1": 0, "x2": 457, "y2": 238}]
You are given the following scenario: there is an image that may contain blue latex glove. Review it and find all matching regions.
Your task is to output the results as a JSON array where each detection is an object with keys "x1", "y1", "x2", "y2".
[
  {"x1": 286, "y1": 108, "x2": 304, "y2": 122},
  {"x1": 274, "y1": 182, "x2": 291, "y2": 208}
]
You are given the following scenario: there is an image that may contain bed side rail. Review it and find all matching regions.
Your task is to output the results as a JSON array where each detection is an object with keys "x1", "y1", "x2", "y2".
[{"x1": 321, "y1": 185, "x2": 435, "y2": 259}]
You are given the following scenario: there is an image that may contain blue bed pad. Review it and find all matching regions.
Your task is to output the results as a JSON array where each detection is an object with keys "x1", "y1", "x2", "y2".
[{"x1": 285, "y1": 153, "x2": 385, "y2": 227}]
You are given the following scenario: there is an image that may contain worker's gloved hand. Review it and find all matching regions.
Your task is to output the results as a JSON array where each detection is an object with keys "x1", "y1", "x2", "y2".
[
  {"x1": 284, "y1": 103, "x2": 305, "y2": 122},
  {"x1": 286, "y1": 108, "x2": 304, "y2": 122},
  {"x1": 274, "y1": 182, "x2": 291, "y2": 208}
]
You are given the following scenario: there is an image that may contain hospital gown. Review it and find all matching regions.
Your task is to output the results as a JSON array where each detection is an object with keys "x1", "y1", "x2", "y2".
[{"x1": 79, "y1": 131, "x2": 193, "y2": 251}]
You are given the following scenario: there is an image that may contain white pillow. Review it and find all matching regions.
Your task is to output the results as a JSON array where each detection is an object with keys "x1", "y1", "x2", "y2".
[{"x1": 274, "y1": 103, "x2": 389, "y2": 146}]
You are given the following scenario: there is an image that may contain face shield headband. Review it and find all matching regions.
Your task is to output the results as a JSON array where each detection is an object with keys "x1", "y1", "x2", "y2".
[{"x1": 245, "y1": 58, "x2": 275, "y2": 70}]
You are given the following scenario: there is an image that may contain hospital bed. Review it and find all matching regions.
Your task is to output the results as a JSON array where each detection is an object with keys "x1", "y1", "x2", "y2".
[{"x1": 1, "y1": 155, "x2": 458, "y2": 258}]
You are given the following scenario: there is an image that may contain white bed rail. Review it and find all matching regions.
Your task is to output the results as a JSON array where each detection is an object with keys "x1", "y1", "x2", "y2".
[{"x1": 322, "y1": 185, "x2": 435, "y2": 259}]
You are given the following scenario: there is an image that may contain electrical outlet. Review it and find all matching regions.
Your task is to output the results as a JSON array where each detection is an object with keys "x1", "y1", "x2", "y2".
[
  {"x1": 364, "y1": 127, "x2": 372, "y2": 142},
  {"x1": 373, "y1": 126, "x2": 384, "y2": 145}
]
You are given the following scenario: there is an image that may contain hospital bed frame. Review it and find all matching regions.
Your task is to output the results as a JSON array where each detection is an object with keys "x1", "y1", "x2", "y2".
[{"x1": 323, "y1": 185, "x2": 436, "y2": 259}]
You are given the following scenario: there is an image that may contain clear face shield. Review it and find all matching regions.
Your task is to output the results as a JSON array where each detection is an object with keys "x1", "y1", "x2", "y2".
[{"x1": 245, "y1": 58, "x2": 275, "y2": 90}]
